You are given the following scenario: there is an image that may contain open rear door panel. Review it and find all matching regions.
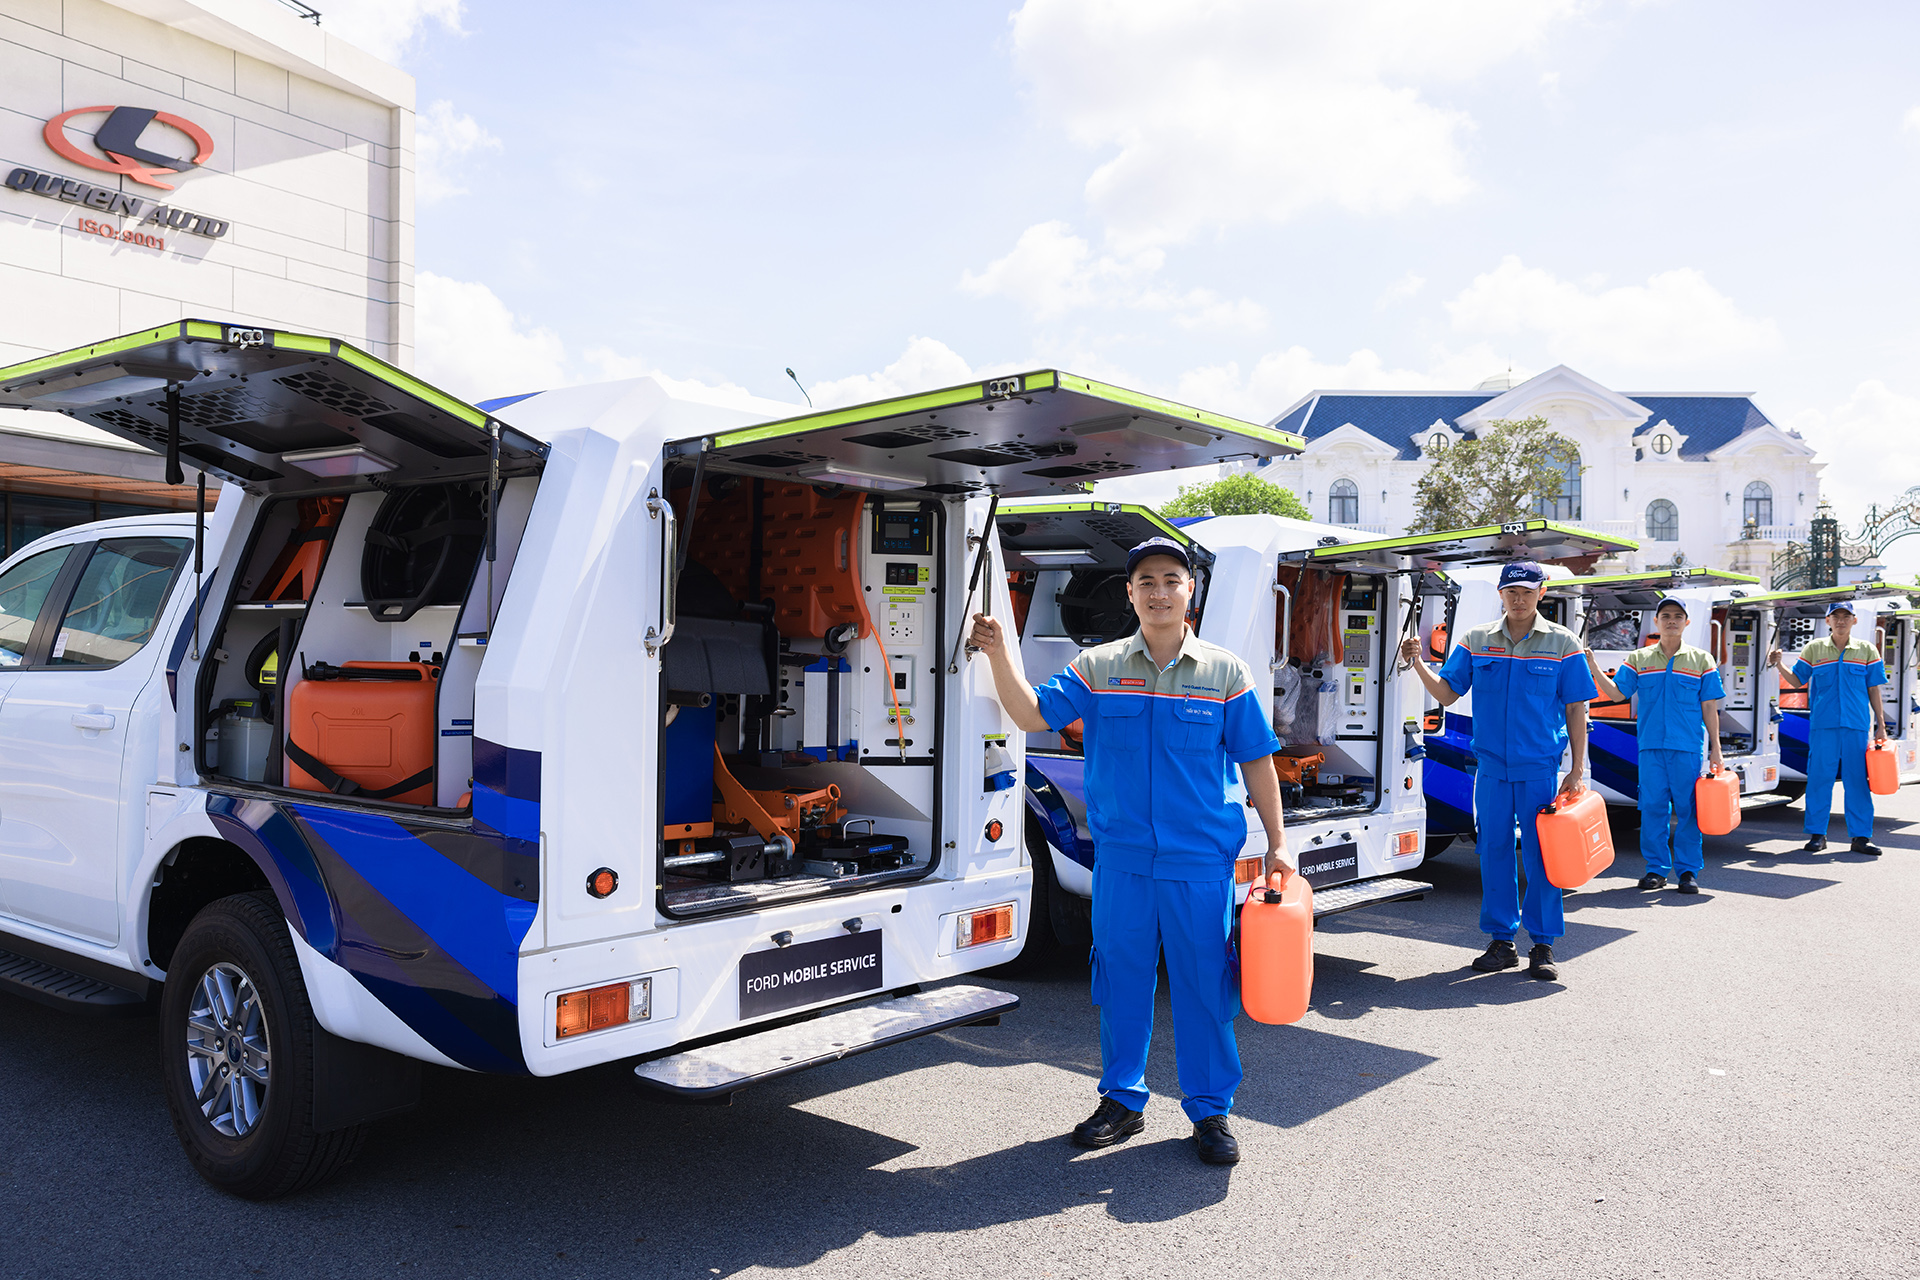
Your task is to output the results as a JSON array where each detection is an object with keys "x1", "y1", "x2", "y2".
[
  {"x1": 994, "y1": 502, "x2": 1213, "y2": 572},
  {"x1": 0, "y1": 320, "x2": 544, "y2": 494},
  {"x1": 1545, "y1": 567, "x2": 1759, "y2": 605},
  {"x1": 1727, "y1": 583, "x2": 1920, "y2": 615},
  {"x1": 1278, "y1": 519, "x2": 1638, "y2": 575},
  {"x1": 666, "y1": 371, "x2": 1302, "y2": 498}
]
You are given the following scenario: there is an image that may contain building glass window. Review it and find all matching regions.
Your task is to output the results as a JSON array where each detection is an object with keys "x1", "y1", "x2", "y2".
[
  {"x1": 1646, "y1": 499, "x2": 1678, "y2": 541},
  {"x1": 1329, "y1": 478, "x2": 1359, "y2": 525},
  {"x1": 1534, "y1": 448, "x2": 1582, "y2": 521},
  {"x1": 1743, "y1": 481, "x2": 1773, "y2": 529},
  {"x1": 0, "y1": 493, "x2": 169, "y2": 561}
]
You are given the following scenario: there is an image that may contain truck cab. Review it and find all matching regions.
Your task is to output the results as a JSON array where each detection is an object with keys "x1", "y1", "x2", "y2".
[{"x1": 0, "y1": 322, "x2": 1303, "y2": 1197}]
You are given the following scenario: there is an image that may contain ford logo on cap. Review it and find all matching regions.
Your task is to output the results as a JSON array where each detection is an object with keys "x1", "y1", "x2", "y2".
[{"x1": 1497, "y1": 560, "x2": 1546, "y2": 588}]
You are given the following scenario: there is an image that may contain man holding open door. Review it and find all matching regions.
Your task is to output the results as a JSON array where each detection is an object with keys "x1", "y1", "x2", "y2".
[
  {"x1": 1400, "y1": 561, "x2": 1596, "y2": 982},
  {"x1": 1770, "y1": 599, "x2": 1888, "y2": 856},
  {"x1": 969, "y1": 537, "x2": 1288, "y2": 1167}
]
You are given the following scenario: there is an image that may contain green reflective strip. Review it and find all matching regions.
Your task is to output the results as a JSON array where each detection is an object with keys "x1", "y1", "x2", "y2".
[
  {"x1": 1052, "y1": 374, "x2": 1302, "y2": 449},
  {"x1": 1736, "y1": 583, "x2": 1920, "y2": 604},
  {"x1": 272, "y1": 331, "x2": 332, "y2": 354},
  {"x1": 1552, "y1": 569, "x2": 1760, "y2": 589},
  {"x1": 1024, "y1": 371, "x2": 1058, "y2": 390},
  {"x1": 334, "y1": 346, "x2": 487, "y2": 427},
  {"x1": 0, "y1": 322, "x2": 190, "y2": 387},
  {"x1": 713, "y1": 378, "x2": 1024, "y2": 449},
  {"x1": 184, "y1": 320, "x2": 223, "y2": 340}
]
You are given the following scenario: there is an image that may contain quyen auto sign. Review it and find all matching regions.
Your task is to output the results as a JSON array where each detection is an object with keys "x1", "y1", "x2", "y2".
[{"x1": 3, "y1": 103, "x2": 233, "y2": 241}]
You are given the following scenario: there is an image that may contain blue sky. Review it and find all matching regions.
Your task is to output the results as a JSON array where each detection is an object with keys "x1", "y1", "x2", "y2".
[{"x1": 324, "y1": 0, "x2": 1920, "y2": 557}]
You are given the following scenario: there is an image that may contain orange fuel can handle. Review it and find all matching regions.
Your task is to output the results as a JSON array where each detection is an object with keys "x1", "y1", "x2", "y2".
[
  {"x1": 1695, "y1": 765, "x2": 1742, "y2": 837},
  {"x1": 1866, "y1": 744, "x2": 1899, "y2": 796},
  {"x1": 1240, "y1": 871, "x2": 1314, "y2": 1025},
  {"x1": 1535, "y1": 787, "x2": 1614, "y2": 889}
]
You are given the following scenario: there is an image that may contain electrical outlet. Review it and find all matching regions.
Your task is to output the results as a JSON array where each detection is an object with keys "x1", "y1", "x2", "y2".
[{"x1": 885, "y1": 600, "x2": 921, "y2": 646}]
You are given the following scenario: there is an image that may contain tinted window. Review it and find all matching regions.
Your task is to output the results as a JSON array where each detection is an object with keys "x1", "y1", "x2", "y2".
[
  {"x1": 48, "y1": 537, "x2": 190, "y2": 668},
  {"x1": 0, "y1": 547, "x2": 74, "y2": 667}
]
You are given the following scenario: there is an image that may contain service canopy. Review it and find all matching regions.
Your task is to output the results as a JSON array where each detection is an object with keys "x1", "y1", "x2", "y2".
[
  {"x1": 993, "y1": 501, "x2": 1211, "y2": 573},
  {"x1": 665, "y1": 371, "x2": 1303, "y2": 500},
  {"x1": 1278, "y1": 519, "x2": 1638, "y2": 576},
  {"x1": 1723, "y1": 582, "x2": 1920, "y2": 616},
  {"x1": 0, "y1": 320, "x2": 544, "y2": 495},
  {"x1": 1545, "y1": 566, "x2": 1760, "y2": 607}
]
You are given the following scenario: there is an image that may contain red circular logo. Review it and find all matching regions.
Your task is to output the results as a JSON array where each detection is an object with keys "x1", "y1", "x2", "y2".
[{"x1": 44, "y1": 105, "x2": 214, "y2": 191}]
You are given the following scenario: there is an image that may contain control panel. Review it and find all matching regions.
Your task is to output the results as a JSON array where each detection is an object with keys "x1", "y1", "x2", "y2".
[
  {"x1": 1335, "y1": 579, "x2": 1380, "y2": 737},
  {"x1": 868, "y1": 505, "x2": 935, "y2": 754},
  {"x1": 1725, "y1": 618, "x2": 1757, "y2": 710}
]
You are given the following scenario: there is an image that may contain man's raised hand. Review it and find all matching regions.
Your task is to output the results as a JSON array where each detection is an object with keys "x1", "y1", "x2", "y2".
[{"x1": 968, "y1": 612, "x2": 1005, "y2": 658}]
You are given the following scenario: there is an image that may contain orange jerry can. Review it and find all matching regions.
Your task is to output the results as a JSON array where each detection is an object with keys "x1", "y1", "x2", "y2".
[
  {"x1": 286, "y1": 661, "x2": 439, "y2": 805},
  {"x1": 1695, "y1": 765, "x2": 1742, "y2": 837},
  {"x1": 1867, "y1": 744, "x2": 1900, "y2": 796},
  {"x1": 1535, "y1": 788, "x2": 1614, "y2": 889},
  {"x1": 1240, "y1": 871, "x2": 1314, "y2": 1025}
]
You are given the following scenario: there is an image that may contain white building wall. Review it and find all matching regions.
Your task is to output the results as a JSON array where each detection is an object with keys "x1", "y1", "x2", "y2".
[
  {"x1": 1255, "y1": 367, "x2": 1824, "y2": 576},
  {"x1": 0, "y1": 0, "x2": 414, "y2": 374}
]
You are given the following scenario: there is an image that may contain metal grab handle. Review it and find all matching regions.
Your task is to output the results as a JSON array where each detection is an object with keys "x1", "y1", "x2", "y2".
[
  {"x1": 644, "y1": 489, "x2": 677, "y2": 657},
  {"x1": 72, "y1": 711, "x2": 114, "y2": 731},
  {"x1": 1271, "y1": 580, "x2": 1292, "y2": 670}
]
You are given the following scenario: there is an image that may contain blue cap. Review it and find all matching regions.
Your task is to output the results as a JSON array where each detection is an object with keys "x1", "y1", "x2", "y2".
[
  {"x1": 1826, "y1": 599, "x2": 1858, "y2": 617},
  {"x1": 1497, "y1": 561, "x2": 1546, "y2": 589},
  {"x1": 1126, "y1": 537, "x2": 1192, "y2": 575},
  {"x1": 1653, "y1": 595, "x2": 1690, "y2": 615}
]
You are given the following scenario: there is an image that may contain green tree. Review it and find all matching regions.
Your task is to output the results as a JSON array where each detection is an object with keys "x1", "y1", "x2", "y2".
[
  {"x1": 1160, "y1": 472, "x2": 1311, "y2": 520},
  {"x1": 1406, "y1": 416, "x2": 1584, "y2": 533}
]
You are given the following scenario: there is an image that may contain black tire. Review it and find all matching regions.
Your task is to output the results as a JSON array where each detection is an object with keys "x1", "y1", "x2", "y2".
[
  {"x1": 159, "y1": 891, "x2": 367, "y2": 1200},
  {"x1": 992, "y1": 822, "x2": 1066, "y2": 974}
]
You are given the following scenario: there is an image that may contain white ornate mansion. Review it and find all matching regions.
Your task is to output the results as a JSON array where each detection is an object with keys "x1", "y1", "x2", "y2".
[{"x1": 1257, "y1": 365, "x2": 1822, "y2": 576}]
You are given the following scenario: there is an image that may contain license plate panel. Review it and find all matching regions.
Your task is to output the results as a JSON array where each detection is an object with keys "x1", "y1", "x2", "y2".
[
  {"x1": 739, "y1": 930, "x2": 884, "y2": 1019},
  {"x1": 1299, "y1": 841, "x2": 1360, "y2": 889}
]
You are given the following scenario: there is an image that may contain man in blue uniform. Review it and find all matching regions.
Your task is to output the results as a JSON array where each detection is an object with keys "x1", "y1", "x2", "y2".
[
  {"x1": 1769, "y1": 600, "x2": 1889, "y2": 856},
  {"x1": 1400, "y1": 561, "x2": 1596, "y2": 981},
  {"x1": 970, "y1": 537, "x2": 1287, "y2": 1166},
  {"x1": 1590, "y1": 596, "x2": 1726, "y2": 894}
]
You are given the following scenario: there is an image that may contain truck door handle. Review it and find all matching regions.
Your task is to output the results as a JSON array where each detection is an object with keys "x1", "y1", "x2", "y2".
[{"x1": 72, "y1": 710, "x2": 115, "y2": 731}]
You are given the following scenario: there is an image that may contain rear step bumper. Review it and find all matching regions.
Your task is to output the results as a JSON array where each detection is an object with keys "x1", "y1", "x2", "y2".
[
  {"x1": 634, "y1": 984, "x2": 1018, "y2": 1101},
  {"x1": 0, "y1": 946, "x2": 149, "y2": 1016},
  {"x1": 1738, "y1": 791, "x2": 1796, "y2": 810},
  {"x1": 1312, "y1": 876, "x2": 1431, "y2": 921}
]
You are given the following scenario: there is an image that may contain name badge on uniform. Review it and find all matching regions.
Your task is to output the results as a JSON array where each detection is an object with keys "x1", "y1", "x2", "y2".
[{"x1": 1109, "y1": 677, "x2": 1146, "y2": 687}]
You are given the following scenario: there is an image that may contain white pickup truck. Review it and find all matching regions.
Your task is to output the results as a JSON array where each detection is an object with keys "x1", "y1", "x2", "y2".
[{"x1": 0, "y1": 320, "x2": 1301, "y2": 1198}]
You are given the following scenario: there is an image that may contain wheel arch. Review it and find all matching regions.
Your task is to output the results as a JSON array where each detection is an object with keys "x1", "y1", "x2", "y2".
[{"x1": 144, "y1": 835, "x2": 276, "y2": 974}]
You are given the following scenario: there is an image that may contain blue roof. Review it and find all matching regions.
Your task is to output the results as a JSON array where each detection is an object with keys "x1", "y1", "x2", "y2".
[{"x1": 1268, "y1": 390, "x2": 1779, "y2": 460}]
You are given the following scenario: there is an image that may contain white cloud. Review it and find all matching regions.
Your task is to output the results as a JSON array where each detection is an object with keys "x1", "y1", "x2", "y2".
[
  {"x1": 416, "y1": 101, "x2": 501, "y2": 205},
  {"x1": 319, "y1": 0, "x2": 464, "y2": 62},
  {"x1": 960, "y1": 220, "x2": 1264, "y2": 329},
  {"x1": 1445, "y1": 255, "x2": 1782, "y2": 373},
  {"x1": 1380, "y1": 271, "x2": 1427, "y2": 306},
  {"x1": 414, "y1": 272, "x2": 570, "y2": 402},
  {"x1": 1904, "y1": 106, "x2": 1920, "y2": 134},
  {"x1": 806, "y1": 337, "x2": 987, "y2": 409},
  {"x1": 1008, "y1": 0, "x2": 1583, "y2": 247},
  {"x1": 1172, "y1": 343, "x2": 1516, "y2": 423},
  {"x1": 1789, "y1": 381, "x2": 1920, "y2": 523}
]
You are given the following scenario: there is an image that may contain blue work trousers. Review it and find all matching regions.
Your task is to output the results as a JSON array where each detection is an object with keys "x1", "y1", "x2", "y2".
[
  {"x1": 1090, "y1": 863, "x2": 1241, "y2": 1122},
  {"x1": 1640, "y1": 748, "x2": 1705, "y2": 878},
  {"x1": 1805, "y1": 727, "x2": 1875, "y2": 838},
  {"x1": 1474, "y1": 774, "x2": 1563, "y2": 945}
]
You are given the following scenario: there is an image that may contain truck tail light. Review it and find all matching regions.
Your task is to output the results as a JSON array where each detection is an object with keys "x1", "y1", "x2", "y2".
[
  {"x1": 957, "y1": 903, "x2": 1015, "y2": 950},
  {"x1": 1395, "y1": 830, "x2": 1419, "y2": 856},
  {"x1": 1234, "y1": 855, "x2": 1263, "y2": 884},
  {"x1": 555, "y1": 977, "x2": 652, "y2": 1039}
]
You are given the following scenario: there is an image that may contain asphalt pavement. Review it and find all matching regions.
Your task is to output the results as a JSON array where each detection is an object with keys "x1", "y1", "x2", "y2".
[{"x1": 3, "y1": 791, "x2": 1918, "y2": 1280}]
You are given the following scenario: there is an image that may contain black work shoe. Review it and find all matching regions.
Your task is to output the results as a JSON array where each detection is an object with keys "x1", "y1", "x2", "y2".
[
  {"x1": 1638, "y1": 872, "x2": 1668, "y2": 890},
  {"x1": 1472, "y1": 939, "x2": 1520, "y2": 972},
  {"x1": 1193, "y1": 1115, "x2": 1240, "y2": 1165},
  {"x1": 1804, "y1": 835, "x2": 1827, "y2": 853},
  {"x1": 1852, "y1": 836, "x2": 1883, "y2": 857},
  {"x1": 1676, "y1": 872, "x2": 1699, "y2": 894},
  {"x1": 1071, "y1": 1097, "x2": 1145, "y2": 1148},
  {"x1": 1528, "y1": 944, "x2": 1559, "y2": 981}
]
